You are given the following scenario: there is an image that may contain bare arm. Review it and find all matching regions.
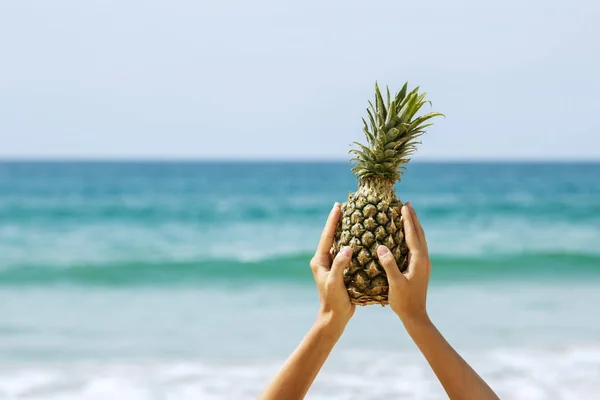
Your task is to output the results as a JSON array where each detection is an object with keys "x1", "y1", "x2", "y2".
[
  {"x1": 377, "y1": 203, "x2": 499, "y2": 400},
  {"x1": 258, "y1": 314, "x2": 346, "y2": 400},
  {"x1": 259, "y1": 203, "x2": 355, "y2": 400},
  {"x1": 402, "y1": 314, "x2": 498, "y2": 400}
]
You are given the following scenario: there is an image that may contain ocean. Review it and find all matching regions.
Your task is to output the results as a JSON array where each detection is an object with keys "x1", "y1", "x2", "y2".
[{"x1": 0, "y1": 161, "x2": 599, "y2": 399}]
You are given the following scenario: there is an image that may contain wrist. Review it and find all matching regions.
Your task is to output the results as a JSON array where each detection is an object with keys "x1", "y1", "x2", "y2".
[
  {"x1": 399, "y1": 310, "x2": 432, "y2": 332},
  {"x1": 315, "y1": 308, "x2": 349, "y2": 335}
]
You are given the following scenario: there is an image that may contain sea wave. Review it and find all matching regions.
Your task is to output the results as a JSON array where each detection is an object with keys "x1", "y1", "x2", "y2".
[
  {"x1": 2, "y1": 196, "x2": 600, "y2": 224},
  {"x1": 2, "y1": 215, "x2": 600, "y2": 265},
  {"x1": 1, "y1": 251, "x2": 599, "y2": 286},
  {"x1": 0, "y1": 197, "x2": 329, "y2": 224},
  {"x1": 1, "y1": 346, "x2": 600, "y2": 399}
]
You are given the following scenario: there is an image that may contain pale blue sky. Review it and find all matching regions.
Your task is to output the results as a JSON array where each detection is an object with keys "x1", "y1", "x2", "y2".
[{"x1": 1, "y1": 0, "x2": 599, "y2": 160}]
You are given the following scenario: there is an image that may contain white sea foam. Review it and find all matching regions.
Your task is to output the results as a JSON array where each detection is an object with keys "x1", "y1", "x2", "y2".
[
  {"x1": 2, "y1": 215, "x2": 600, "y2": 270},
  {"x1": 1, "y1": 346, "x2": 599, "y2": 399},
  {"x1": 0, "y1": 283, "x2": 599, "y2": 399},
  {"x1": 426, "y1": 217, "x2": 600, "y2": 257},
  {"x1": 0, "y1": 220, "x2": 323, "y2": 268}
]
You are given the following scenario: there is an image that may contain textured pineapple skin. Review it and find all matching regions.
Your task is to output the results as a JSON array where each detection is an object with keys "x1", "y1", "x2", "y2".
[{"x1": 332, "y1": 182, "x2": 408, "y2": 306}]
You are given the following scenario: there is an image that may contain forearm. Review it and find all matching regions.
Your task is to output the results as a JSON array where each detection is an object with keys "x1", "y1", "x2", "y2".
[
  {"x1": 403, "y1": 314, "x2": 499, "y2": 400},
  {"x1": 259, "y1": 314, "x2": 345, "y2": 400}
]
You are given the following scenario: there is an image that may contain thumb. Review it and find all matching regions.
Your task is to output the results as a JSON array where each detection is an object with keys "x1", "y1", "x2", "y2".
[
  {"x1": 330, "y1": 246, "x2": 352, "y2": 282},
  {"x1": 377, "y1": 246, "x2": 407, "y2": 286}
]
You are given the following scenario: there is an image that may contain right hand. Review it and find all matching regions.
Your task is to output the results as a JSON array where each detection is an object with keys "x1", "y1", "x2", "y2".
[{"x1": 376, "y1": 202, "x2": 431, "y2": 323}]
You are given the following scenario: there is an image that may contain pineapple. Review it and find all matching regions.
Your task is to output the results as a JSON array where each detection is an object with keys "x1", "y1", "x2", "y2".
[{"x1": 332, "y1": 82, "x2": 442, "y2": 306}]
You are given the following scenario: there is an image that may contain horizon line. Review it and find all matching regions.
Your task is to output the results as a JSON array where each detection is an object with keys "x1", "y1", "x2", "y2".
[{"x1": 0, "y1": 157, "x2": 599, "y2": 163}]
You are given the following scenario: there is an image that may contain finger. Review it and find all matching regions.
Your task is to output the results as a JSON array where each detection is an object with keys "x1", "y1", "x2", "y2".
[
  {"x1": 310, "y1": 256, "x2": 326, "y2": 276},
  {"x1": 329, "y1": 246, "x2": 352, "y2": 283},
  {"x1": 316, "y1": 203, "x2": 342, "y2": 257},
  {"x1": 407, "y1": 202, "x2": 428, "y2": 253},
  {"x1": 377, "y1": 245, "x2": 407, "y2": 286},
  {"x1": 401, "y1": 204, "x2": 421, "y2": 252}
]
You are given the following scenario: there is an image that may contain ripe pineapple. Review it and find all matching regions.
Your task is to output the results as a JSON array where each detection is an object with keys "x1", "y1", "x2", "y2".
[{"x1": 332, "y1": 82, "x2": 442, "y2": 306}]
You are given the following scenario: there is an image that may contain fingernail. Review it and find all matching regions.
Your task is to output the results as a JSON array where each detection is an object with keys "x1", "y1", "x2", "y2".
[
  {"x1": 377, "y1": 245, "x2": 390, "y2": 257},
  {"x1": 341, "y1": 246, "x2": 352, "y2": 256},
  {"x1": 333, "y1": 202, "x2": 340, "y2": 209},
  {"x1": 407, "y1": 202, "x2": 413, "y2": 210}
]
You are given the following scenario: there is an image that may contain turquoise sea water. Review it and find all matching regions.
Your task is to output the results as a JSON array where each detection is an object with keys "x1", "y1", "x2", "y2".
[{"x1": 1, "y1": 161, "x2": 600, "y2": 399}]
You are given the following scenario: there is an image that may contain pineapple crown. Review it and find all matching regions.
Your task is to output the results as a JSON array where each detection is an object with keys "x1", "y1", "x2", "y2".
[{"x1": 350, "y1": 82, "x2": 443, "y2": 183}]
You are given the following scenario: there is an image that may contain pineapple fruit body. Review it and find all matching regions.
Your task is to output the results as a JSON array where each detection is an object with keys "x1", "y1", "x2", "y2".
[
  {"x1": 330, "y1": 82, "x2": 442, "y2": 306},
  {"x1": 333, "y1": 179, "x2": 408, "y2": 305}
]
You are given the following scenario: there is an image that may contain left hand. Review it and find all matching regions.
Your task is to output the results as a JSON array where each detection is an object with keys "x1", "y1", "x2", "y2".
[{"x1": 310, "y1": 203, "x2": 355, "y2": 329}]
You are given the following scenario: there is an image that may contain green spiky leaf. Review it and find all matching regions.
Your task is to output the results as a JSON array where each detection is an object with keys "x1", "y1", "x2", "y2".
[{"x1": 350, "y1": 82, "x2": 442, "y2": 182}]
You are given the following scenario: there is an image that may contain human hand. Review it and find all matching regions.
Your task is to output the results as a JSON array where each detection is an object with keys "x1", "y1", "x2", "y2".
[
  {"x1": 375, "y1": 205, "x2": 500, "y2": 400},
  {"x1": 310, "y1": 203, "x2": 356, "y2": 331},
  {"x1": 377, "y1": 202, "x2": 431, "y2": 324}
]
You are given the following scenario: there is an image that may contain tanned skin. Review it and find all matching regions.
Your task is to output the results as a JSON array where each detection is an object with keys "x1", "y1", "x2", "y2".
[{"x1": 259, "y1": 202, "x2": 499, "y2": 400}]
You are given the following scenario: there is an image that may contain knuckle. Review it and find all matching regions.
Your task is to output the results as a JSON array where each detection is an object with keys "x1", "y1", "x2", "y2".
[
  {"x1": 338, "y1": 253, "x2": 352, "y2": 265},
  {"x1": 309, "y1": 258, "x2": 319, "y2": 271},
  {"x1": 380, "y1": 254, "x2": 395, "y2": 266}
]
